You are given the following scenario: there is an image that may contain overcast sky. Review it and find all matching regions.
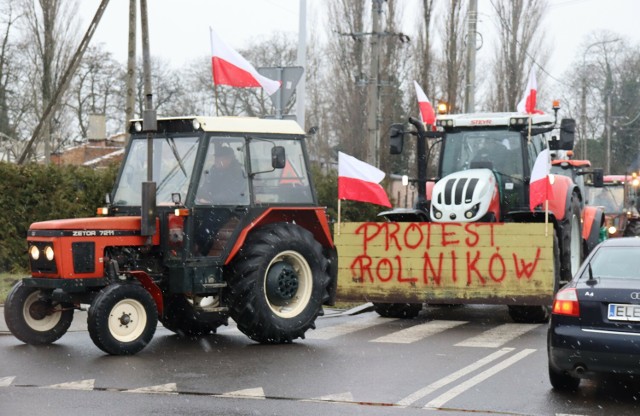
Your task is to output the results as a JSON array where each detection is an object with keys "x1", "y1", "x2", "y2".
[{"x1": 79, "y1": 0, "x2": 639, "y2": 87}]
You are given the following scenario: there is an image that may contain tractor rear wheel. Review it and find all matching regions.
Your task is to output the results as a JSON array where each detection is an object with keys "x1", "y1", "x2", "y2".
[
  {"x1": 624, "y1": 220, "x2": 640, "y2": 237},
  {"x1": 88, "y1": 283, "x2": 157, "y2": 355},
  {"x1": 227, "y1": 223, "x2": 330, "y2": 344},
  {"x1": 160, "y1": 295, "x2": 227, "y2": 337},
  {"x1": 4, "y1": 280, "x2": 74, "y2": 345},
  {"x1": 558, "y1": 194, "x2": 582, "y2": 283}
]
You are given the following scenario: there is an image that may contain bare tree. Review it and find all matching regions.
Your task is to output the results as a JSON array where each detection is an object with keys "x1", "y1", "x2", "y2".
[
  {"x1": 441, "y1": 0, "x2": 466, "y2": 113},
  {"x1": 486, "y1": 0, "x2": 548, "y2": 112},
  {"x1": 68, "y1": 45, "x2": 124, "y2": 139},
  {"x1": 19, "y1": 0, "x2": 80, "y2": 162}
]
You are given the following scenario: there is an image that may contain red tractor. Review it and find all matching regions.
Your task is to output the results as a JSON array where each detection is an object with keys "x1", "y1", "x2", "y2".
[
  {"x1": 586, "y1": 174, "x2": 640, "y2": 238},
  {"x1": 336, "y1": 107, "x2": 604, "y2": 323},
  {"x1": 5, "y1": 116, "x2": 337, "y2": 355}
]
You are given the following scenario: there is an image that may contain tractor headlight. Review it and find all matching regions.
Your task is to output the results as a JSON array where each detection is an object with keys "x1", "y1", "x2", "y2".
[
  {"x1": 433, "y1": 207, "x2": 443, "y2": 220},
  {"x1": 44, "y1": 245, "x2": 55, "y2": 261},
  {"x1": 608, "y1": 226, "x2": 617, "y2": 235},
  {"x1": 465, "y1": 203, "x2": 481, "y2": 219},
  {"x1": 29, "y1": 245, "x2": 40, "y2": 260}
]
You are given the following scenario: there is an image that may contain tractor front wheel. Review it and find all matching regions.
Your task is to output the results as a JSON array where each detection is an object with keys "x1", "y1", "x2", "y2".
[
  {"x1": 227, "y1": 223, "x2": 330, "y2": 344},
  {"x1": 4, "y1": 280, "x2": 74, "y2": 345},
  {"x1": 88, "y1": 283, "x2": 157, "y2": 355}
]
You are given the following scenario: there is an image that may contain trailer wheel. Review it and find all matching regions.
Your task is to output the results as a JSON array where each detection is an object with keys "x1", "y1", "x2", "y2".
[
  {"x1": 509, "y1": 230, "x2": 560, "y2": 323},
  {"x1": 160, "y1": 295, "x2": 227, "y2": 337},
  {"x1": 4, "y1": 281, "x2": 73, "y2": 345},
  {"x1": 373, "y1": 303, "x2": 422, "y2": 318},
  {"x1": 227, "y1": 223, "x2": 330, "y2": 344},
  {"x1": 559, "y1": 194, "x2": 582, "y2": 283},
  {"x1": 88, "y1": 284, "x2": 157, "y2": 355}
]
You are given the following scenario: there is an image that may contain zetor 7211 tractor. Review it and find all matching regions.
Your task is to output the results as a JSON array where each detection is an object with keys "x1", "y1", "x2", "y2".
[{"x1": 5, "y1": 116, "x2": 337, "y2": 355}]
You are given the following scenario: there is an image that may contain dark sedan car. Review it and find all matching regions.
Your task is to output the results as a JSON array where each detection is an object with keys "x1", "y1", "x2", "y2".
[{"x1": 548, "y1": 237, "x2": 640, "y2": 390}]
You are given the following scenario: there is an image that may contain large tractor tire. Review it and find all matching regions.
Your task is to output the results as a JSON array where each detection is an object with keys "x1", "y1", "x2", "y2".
[
  {"x1": 373, "y1": 303, "x2": 422, "y2": 318},
  {"x1": 4, "y1": 280, "x2": 74, "y2": 345},
  {"x1": 88, "y1": 283, "x2": 157, "y2": 355},
  {"x1": 558, "y1": 194, "x2": 583, "y2": 283},
  {"x1": 227, "y1": 223, "x2": 330, "y2": 344},
  {"x1": 160, "y1": 295, "x2": 227, "y2": 337},
  {"x1": 624, "y1": 220, "x2": 640, "y2": 237},
  {"x1": 508, "y1": 230, "x2": 561, "y2": 323}
]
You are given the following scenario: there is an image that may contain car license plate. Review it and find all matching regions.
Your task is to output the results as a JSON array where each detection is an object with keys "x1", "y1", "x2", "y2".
[{"x1": 608, "y1": 303, "x2": 640, "y2": 322}]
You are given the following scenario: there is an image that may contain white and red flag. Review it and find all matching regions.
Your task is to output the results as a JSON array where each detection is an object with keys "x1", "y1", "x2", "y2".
[
  {"x1": 413, "y1": 81, "x2": 436, "y2": 125},
  {"x1": 209, "y1": 27, "x2": 280, "y2": 95},
  {"x1": 517, "y1": 68, "x2": 543, "y2": 114},
  {"x1": 529, "y1": 148, "x2": 554, "y2": 211},
  {"x1": 338, "y1": 152, "x2": 391, "y2": 207}
]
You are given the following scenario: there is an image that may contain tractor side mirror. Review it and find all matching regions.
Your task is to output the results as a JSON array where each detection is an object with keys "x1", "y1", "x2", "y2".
[
  {"x1": 559, "y1": 118, "x2": 576, "y2": 151},
  {"x1": 271, "y1": 146, "x2": 286, "y2": 169},
  {"x1": 592, "y1": 168, "x2": 604, "y2": 187},
  {"x1": 389, "y1": 123, "x2": 405, "y2": 155}
]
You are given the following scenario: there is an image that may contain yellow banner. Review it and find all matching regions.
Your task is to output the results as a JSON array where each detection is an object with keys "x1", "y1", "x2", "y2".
[{"x1": 335, "y1": 222, "x2": 555, "y2": 305}]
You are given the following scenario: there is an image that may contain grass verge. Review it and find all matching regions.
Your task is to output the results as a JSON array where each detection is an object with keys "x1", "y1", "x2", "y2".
[{"x1": 0, "y1": 274, "x2": 21, "y2": 305}]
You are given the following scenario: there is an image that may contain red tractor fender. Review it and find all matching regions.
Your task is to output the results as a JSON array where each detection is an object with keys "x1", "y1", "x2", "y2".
[
  {"x1": 582, "y1": 205, "x2": 605, "y2": 254},
  {"x1": 128, "y1": 270, "x2": 164, "y2": 316},
  {"x1": 224, "y1": 207, "x2": 335, "y2": 265}
]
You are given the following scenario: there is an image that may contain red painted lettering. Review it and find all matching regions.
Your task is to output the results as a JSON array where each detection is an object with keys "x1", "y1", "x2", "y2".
[
  {"x1": 376, "y1": 258, "x2": 394, "y2": 282},
  {"x1": 488, "y1": 250, "x2": 506, "y2": 282},
  {"x1": 350, "y1": 255, "x2": 374, "y2": 282},
  {"x1": 464, "y1": 223, "x2": 480, "y2": 247},
  {"x1": 423, "y1": 251, "x2": 444, "y2": 286},
  {"x1": 512, "y1": 248, "x2": 541, "y2": 279},
  {"x1": 404, "y1": 223, "x2": 424, "y2": 249},
  {"x1": 441, "y1": 224, "x2": 460, "y2": 246},
  {"x1": 397, "y1": 255, "x2": 418, "y2": 283},
  {"x1": 466, "y1": 251, "x2": 486, "y2": 285}
]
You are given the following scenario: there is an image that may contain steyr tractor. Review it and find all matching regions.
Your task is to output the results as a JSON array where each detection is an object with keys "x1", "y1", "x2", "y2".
[
  {"x1": 334, "y1": 107, "x2": 604, "y2": 323},
  {"x1": 5, "y1": 116, "x2": 337, "y2": 355},
  {"x1": 586, "y1": 174, "x2": 640, "y2": 238}
]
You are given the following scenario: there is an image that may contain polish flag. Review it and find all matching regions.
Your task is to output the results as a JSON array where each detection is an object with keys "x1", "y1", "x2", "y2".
[
  {"x1": 517, "y1": 68, "x2": 543, "y2": 114},
  {"x1": 209, "y1": 27, "x2": 280, "y2": 96},
  {"x1": 338, "y1": 152, "x2": 391, "y2": 207},
  {"x1": 413, "y1": 81, "x2": 436, "y2": 125},
  {"x1": 529, "y1": 148, "x2": 554, "y2": 211}
]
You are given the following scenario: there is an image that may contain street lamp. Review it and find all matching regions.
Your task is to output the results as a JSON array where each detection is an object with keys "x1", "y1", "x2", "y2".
[{"x1": 580, "y1": 38, "x2": 620, "y2": 163}]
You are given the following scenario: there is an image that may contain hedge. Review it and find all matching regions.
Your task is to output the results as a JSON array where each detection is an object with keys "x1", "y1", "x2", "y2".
[{"x1": 0, "y1": 162, "x2": 118, "y2": 272}]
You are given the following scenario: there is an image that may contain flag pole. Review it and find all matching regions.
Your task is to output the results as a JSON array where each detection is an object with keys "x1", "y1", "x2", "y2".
[{"x1": 337, "y1": 198, "x2": 341, "y2": 236}]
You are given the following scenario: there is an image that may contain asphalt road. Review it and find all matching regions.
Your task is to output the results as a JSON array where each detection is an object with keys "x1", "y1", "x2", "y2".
[{"x1": 1, "y1": 304, "x2": 640, "y2": 415}]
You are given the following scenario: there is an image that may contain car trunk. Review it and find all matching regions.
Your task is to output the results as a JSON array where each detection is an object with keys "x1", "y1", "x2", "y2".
[{"x1": 577, "y1": 278, "x2": 640, "y2": 332}]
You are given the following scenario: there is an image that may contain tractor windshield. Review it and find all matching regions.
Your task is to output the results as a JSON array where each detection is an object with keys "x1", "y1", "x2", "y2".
[
  {"x1": 440, "y1": 129, "x2": 524, "y2": 180},
  {"x1": 588, "y1": 185, "x2": 624, "y2": 213},
  {"x1": 113, "y1": 135, "x2": 200, "y2": 206}
]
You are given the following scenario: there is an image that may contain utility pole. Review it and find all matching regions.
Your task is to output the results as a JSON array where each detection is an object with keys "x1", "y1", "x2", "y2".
[
  {"x1": 125, "y1": 0, "x2": 136, "y2": 139},
  {"x1": 296, "y1": 0, "x2": 307, "y2": 130},
  {"x1": 464, "y1": 0, "x2": 477, "y2": 113},
  {"x1": 366, "y1": 0, "x2": 383, "y2": 167}
]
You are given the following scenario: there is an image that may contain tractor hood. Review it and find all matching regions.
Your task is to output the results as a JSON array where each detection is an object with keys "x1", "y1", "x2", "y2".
[
  {"x1": 29, "y1": 216, "x2": 144, "y2": 235},
  {"x1": 430, "y1": 169, "x2": 497, "y2": 222}
]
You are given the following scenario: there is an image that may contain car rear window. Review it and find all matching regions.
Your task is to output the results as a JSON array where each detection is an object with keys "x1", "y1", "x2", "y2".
[{"x1": 588, "y1": 246, "x2": 640, "y2": 279}]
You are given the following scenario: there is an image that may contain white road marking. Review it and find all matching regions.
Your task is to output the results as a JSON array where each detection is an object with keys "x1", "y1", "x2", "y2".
[
  {"x1": 0, "y1": 376, "x2": 15, "y2": 387},
  {"x1": 371, "y1": 320, "x2": 467, "y2": 344},
  {"x1": 424, "y1": 349, "x2": 536, "y2": 409},
  {"x1": 221, "y1": 387, "x2": 265, "y2": 399},
  {"x1": 455, "y1": 323, "x2": 541, "y2": 348},
  {"x1": 312, "y1": 392, "x2": 354, "y2": 402},
  {"x1": 42, "y1": 379, "x2": 95, "y2": 391},
  {"x1": 396, "y1": 348, "x2": 514, "y2": 406},
  {"x1": 305, "y1": 316, "x2": 398, "y2": 340},
  {"x1": 124, "y1": 383, "x2": 178, "y2": 394}
]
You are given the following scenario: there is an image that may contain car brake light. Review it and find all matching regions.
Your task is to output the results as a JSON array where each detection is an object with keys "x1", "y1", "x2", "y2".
[{"x1": 552, "y1": 288, "x2": 580, "y2": 317}]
